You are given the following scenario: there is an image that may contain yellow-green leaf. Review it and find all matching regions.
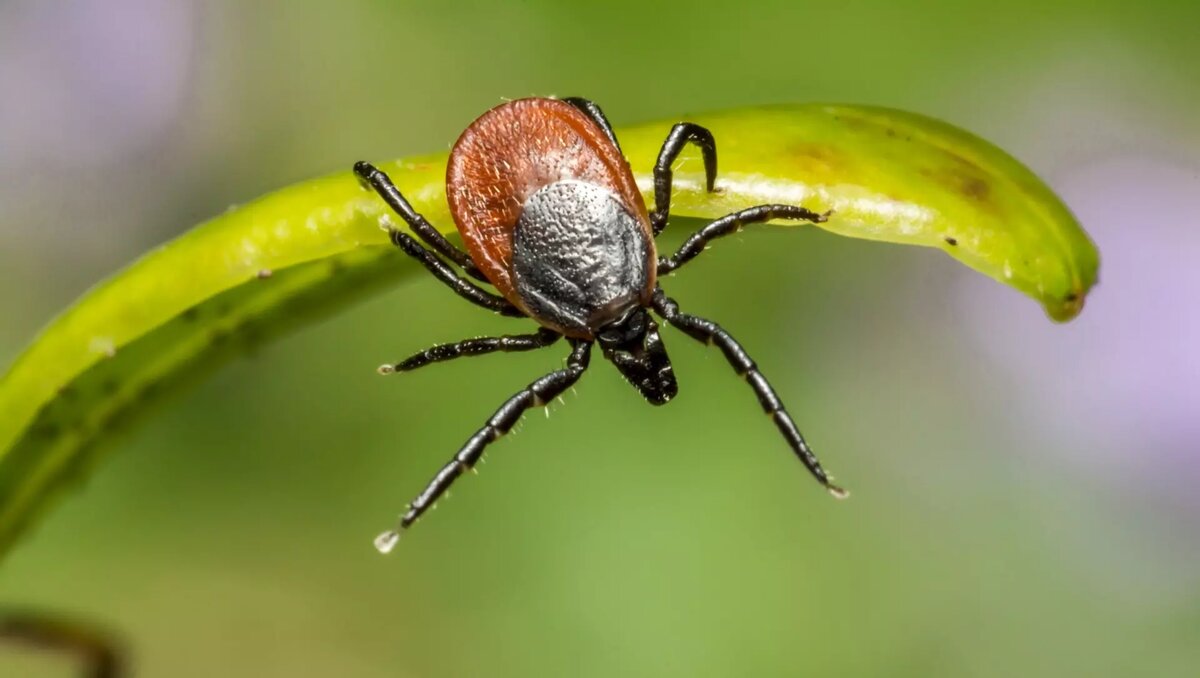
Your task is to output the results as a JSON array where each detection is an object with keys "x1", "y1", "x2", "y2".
[{"x1": 0, "y1": 103, "x2": 1099, "y2": 559}]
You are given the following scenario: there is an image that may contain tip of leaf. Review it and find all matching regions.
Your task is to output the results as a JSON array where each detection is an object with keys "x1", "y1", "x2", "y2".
[{"x1": 1045, "y1": 289, "x2": 1088, "y2": 323}]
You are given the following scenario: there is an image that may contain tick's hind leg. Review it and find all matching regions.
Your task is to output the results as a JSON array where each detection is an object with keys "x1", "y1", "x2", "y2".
[
  {"x1": 657, "y1": 204, "x2": 830, "y2": 276},
  {"x1": 379, "y1": 328, "x2": 561, "y2": 374},
  {"x1": 353, "y1": 161, "x2": 488, "y2": 282},
  {"x1": 651, "y1": 289, "x2": 846, "y2": 498},
  {"x1": 374, "y1": 340, "x2": 593, "y2": 552},
  {"x1": 651, "y1": 122, "x2": 719, "y2": 236}
]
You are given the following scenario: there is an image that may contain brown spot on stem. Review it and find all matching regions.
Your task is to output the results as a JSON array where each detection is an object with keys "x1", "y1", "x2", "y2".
[
  {"x1": 920, "y1": 164, "x2": 995, "y2": 210},
  {"x1": 787, "y1": 143, "x2": 847, "y2": 181},
  {"x1": 959, "y1": 175, "x2": 990, "y2": 201}
]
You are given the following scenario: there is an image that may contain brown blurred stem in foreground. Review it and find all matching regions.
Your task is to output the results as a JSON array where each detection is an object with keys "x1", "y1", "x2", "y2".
[{"x1": 1, "y1": 609, "x2": 125, "y2": 677}]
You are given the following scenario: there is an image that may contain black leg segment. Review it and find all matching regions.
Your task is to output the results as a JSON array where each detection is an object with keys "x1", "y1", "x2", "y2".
[
  {"x1": 354, "y1": 161, "x2": 488, "y2": 282},
  {"x1": 374, "y1": 340, "x2": 594, "y2": 551},
  {"x1": 651, "y1": 122, "x2": 719, "y2": 236},
  {"x1": 658, "y1": 204, "x2": 830, "y2": 275},
  {"x1": 379, "y1": 328, "x2": 561, "y2": 374},
  {"x1": 562, "y1": 97, "x2": 622, "y2": 155},
  {"x1": 386, "y1": 228, "x2": 525, "y2": 317},
  {"x1": 651, "y1": 289, "x2": 847, "y2": 498}
]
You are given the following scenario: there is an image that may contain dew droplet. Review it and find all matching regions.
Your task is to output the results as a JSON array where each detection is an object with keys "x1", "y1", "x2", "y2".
[
  {"x1": 374, "y1": 530, "x2": 400, "y2": 554},
  {"x1": 89, "y1": 336, "x2": 116, "y2": 358}
]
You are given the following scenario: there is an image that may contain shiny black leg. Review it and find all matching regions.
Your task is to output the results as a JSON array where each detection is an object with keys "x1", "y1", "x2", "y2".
[
  {"x1": 375, "y1": 340, "x2": 593, "y2": 550},
  {"x1": 562, "y1": 97, "x2": 622, "y2": 154},
  {"x1": 353, "y1": 161, "x2": 488, "y2": 282},
  {"x1": 386, "y1": 228, "x2": 524, "y2": 317},
  {"x1": 657, "y1": 204, "x2": 830, "y2": 275},
  {"x1": 379, "y1": 328, "x2": 561, "y2": 374},
  {"x1": 651, "y1": 122, "x2": 719, "y2": 236},
  {"x1": 651, "y1": 289, "x2": 847, "y2": 498}
]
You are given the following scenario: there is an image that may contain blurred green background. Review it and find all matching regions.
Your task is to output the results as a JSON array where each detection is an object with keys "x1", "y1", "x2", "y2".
[{"x1": 2, "y1": 1, "x2": 1198, "y2": 676}]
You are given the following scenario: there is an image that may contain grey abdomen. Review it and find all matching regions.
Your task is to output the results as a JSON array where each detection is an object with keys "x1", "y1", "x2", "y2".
[{"x1": 512, "y1": 180, "x2": 651, "y2": 336}]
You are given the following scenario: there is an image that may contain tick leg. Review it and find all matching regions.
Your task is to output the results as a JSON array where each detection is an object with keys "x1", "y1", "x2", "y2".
[
  {"x1": 375, "y1": 340, "x2": 593, "y2": 551},
  {"x1": 353, "y1": 161, "x2": 489, "y2": 282},
  {"x1": 386, "y1": 228, "x2": 525, "y2": 317},
  {"x1": 651, "y1": 289, "x2": 847, "y2": 498},
  {"x1": 562, "y1": 97, "x2": 623, "y2": 154},
  {"x1": 657, "y1": 204, "x2": 830, "y2": 276},
  {"x1": 379, "y1": 328, "x2": 561, "y2": 374},
  {"x1": 651, "y1": 122, "x2": 719, "y2": 236}
]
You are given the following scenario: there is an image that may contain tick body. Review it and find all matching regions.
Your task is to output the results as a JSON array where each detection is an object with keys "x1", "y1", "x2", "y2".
[{"x1": 355, "y1": 97, "x2": 844, "y2": 553}]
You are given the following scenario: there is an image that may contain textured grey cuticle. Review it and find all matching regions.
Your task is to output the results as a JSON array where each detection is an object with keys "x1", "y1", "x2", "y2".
[{"x1": 512, "y1": 180, "x2": 651, "y2": 336}]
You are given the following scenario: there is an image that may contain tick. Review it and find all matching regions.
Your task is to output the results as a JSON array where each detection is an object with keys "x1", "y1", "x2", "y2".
[{"x1": 357, "y1": 97, "x2": 845, "y2": 553}]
